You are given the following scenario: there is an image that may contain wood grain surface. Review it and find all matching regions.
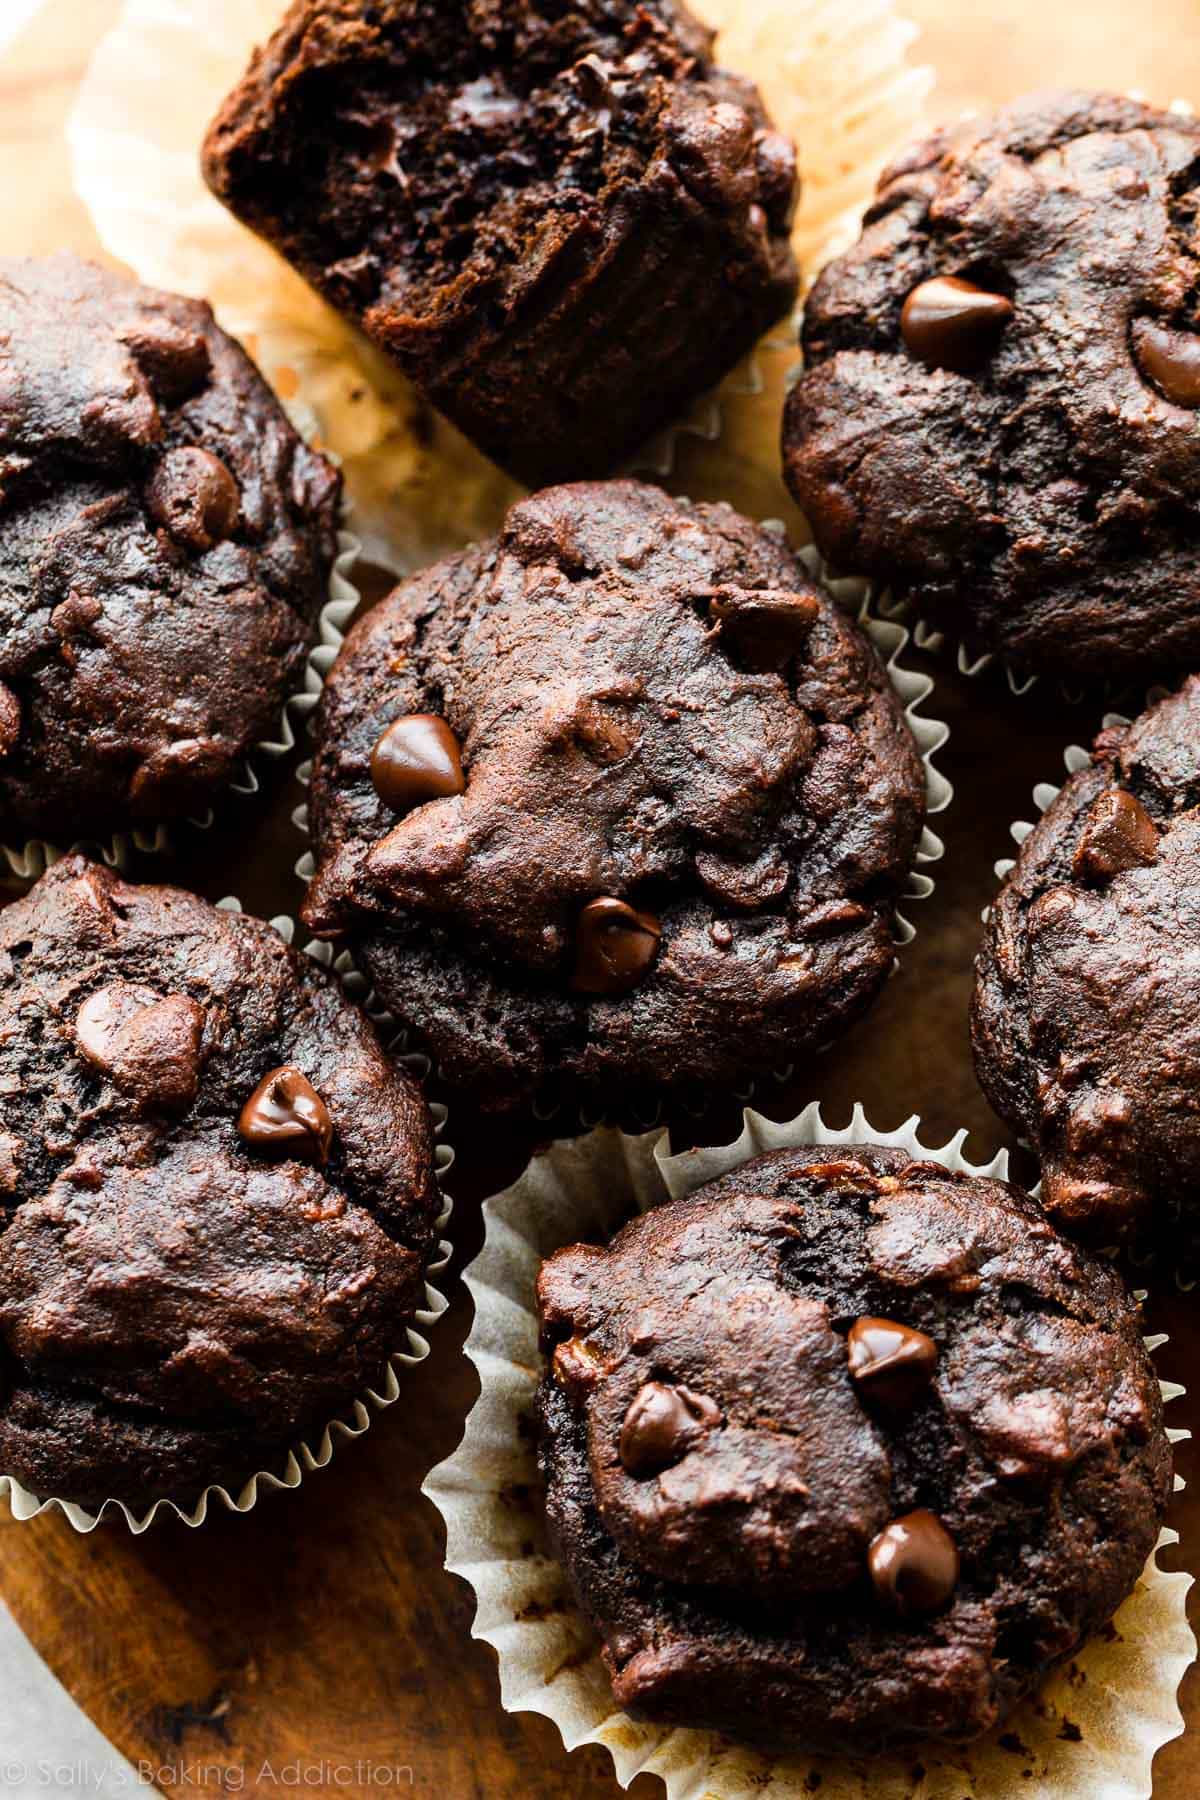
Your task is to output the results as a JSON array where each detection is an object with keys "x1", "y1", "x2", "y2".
[{"x1": 1, "y1": 2, "x2": 1198, "y2": 1795}]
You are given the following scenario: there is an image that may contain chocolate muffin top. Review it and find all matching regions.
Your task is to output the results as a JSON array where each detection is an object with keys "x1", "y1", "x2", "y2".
[
  {"x1": 784, "y1": 91, "x2": 1200, "y2": 678},
  {"x1": 0, "y1": 858, "x2": 440, "y2": 1512},
  {"x1": 201, "y1": 0, "x2": 797, "y2": 487},
  {"x1": 536, "y1": 1145, "x2": 1170, "y2": 1755},
  {"x1": 973, "y1": 674, "x2": 1200, "y2": 1246},
  {"x1": 0, "y1": 253, "x2": 340, "y2": 842},
  {"x1": 303, "y1": 481, "x2": 926, "y2": 1114}
]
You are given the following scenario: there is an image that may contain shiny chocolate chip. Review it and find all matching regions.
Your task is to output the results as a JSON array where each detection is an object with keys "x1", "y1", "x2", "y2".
[
  {"x1": 618, "y1": 1381, "x2": 722, "y2": 1477},
  {"x1": 572, "y1": 897, "x2": 662, "y2": 996},
  {"x1": 1072, "y1": 788, "x2": 1158, "y2": 885},
  {"x1": 371, "y1": 714, "x2": 466, "y2": 815},
  {"x1": 901, "y1": 276, "x2": 1014, "y2": 374},
  {"x1": 847, "y1": 1316, "x2": 938, "y2": 1411},
  {"x1": 868, "y1": 1509, "x2": 959, "y2": 1616},
  {"x1": 1132, "y1": 318, "x2": 1200, "y2": 408},
  {"x1": 707, "y1": 585, "x2": 821, "y2": 673},
  {"x1": 238, "y1": 1066, "x2": 333, "y2": 1165},
  {"x1": 146, "y1": 447, "x2": 240, "y2": 551},
  {"x1": 0, "y1": 679, "x2": 19, "y2": 759},
  {"x1": 75, "y1": 983, "x2": 205, "y2": 1114}
]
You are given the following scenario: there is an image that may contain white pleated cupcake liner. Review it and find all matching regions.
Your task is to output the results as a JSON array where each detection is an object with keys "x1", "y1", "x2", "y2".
[
  {"x1": 0, "y1": 521, "x2": 361, "y2": 883},
  {"x1": 423, "y1": 1101, "x2": 1193, "y2": 1800},
  {"x1": 984, "y1": 688, "x2": 1200, "y2": 1291},
  {"x1": 290, "y1": 530, "x2": 951, "y2": 1130},
  {"x1": 0, "y1": 901, "x2": 454, "y2": 1536},
  {"x1": 67, "y1": 0, "x2": 931, "y2": 574}
]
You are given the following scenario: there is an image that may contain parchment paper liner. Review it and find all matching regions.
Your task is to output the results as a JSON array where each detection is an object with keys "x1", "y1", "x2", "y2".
[
  {"x1": 424, "y1": 1102, "x2": 1193, "y2": 1800},
  {"x1": 291, "y1": 537, "x2": 951, "y2": 1124},
  {"x1": 68, "y1": 0, "x2": 932, "y2": 573},
  {"x1": 0, "y1": 903, "x2": 453, "y2": 1536},
  {"x1": 0, "y1": 521, "x2": 361, "y2": 883}
]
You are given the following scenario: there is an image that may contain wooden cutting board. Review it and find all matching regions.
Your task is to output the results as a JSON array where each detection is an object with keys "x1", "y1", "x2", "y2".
[{"x1": 0, "y1": 2, "x2": 1197, "y2": 1794}]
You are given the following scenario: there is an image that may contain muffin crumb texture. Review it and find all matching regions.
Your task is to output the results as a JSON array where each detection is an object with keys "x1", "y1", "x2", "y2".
[
  {"x1": 0, "y1": 253, "x2": 340, "y2": 842},
  {"x1": 784, "y1": 90, "x2": 1200, "y2": 677},
  {"x1": 304, "y1": 481, "x2": 926, "y2": 1115},
  {"x1": 536, "y1": 1146, "x2": 1170, "y2": 1754},
  {"x1": 974, "y1": 672, "x2": 1200, "y2": 1248},
  {"x1": 202, "y1": 0, "x2": 798, "y2": 486},
  {"x1": 0, "y1": 858, "x2": 439, "y2": 1511}
]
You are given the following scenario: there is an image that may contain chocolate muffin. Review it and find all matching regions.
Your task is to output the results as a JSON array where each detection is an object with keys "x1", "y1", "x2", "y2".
[
  {"x1": 783, "y1": 90, "x2": 1200, "y2": 678},
  {"x1": 302, "y1": 480, "x2": 927, "y2": 1115},
  {"x1": 201, "y1": 0, "x2": 798, "y2": 488},
  {"x1": 973, "y1": 674, "x2": 1200, "y2": 1248},
  {"x1": 0, "y1": 253, "x2": 340, "y2": 843},
  {"x1": 0, "y1": 857, "x2": 441, "y2": 1512},
  {"x1": 536, "y1": 1145, "x2": 1171, "y2": 1754}
]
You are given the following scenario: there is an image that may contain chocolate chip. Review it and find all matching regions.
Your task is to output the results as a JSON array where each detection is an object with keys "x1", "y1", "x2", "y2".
[
  {"x1": 120, "y1": 315, "x2": 211, "y2": 402},
  {"x1": 1072, "y1": 788, "x2": 1159, "y2": 885},
  {"x1": 75, "y1": 983, "x2": 205, "y2": 1114},
  {"x1": 754, "y1": 129, "x2": 799, "y2": 226},
  {"x1": 1132, "y1": 318, "x2": 1200, "y2": 408},
  {"x1": 146, "y1": 447, "x2": 240, "y2": 550},
  {"x1": 0, "y1": 680, "x2": 20, "y2": 759},
  {"x1": 618, "y1": 1381, "x2": 721, "y2": 1477},
  {"x1": 706, "y1": 586, "x2": 821, "y2": 673},
  {"x1": 238, "y1": 1065, "x2": 333, "y2": 1165},
  {"x1": 370, "y1": 714, "x2": 466, "y2": 814},
  {"x1": 572, "y1": 897, "x2": 662, "y2": 996},
  {"x1": 868, "y1": 1509, "x2": 959, "y2": 1616},
  {"x1": 901, "y1": 276, "x2": 1014, "y2": 374},
  {"x1": 552, "y1": 1334, "x2": 609, "y2": 1398},
  {"x1": 847, "y1": 1316, "x2": 938, "y2": 1410}
]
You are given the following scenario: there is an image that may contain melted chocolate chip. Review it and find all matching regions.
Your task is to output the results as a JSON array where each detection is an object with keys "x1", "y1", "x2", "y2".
[
  {"x1": 75, "y1": 983, "x2": 205, "y2": 1114},
  {"x1": 572, "y1": 897, "x2": 662, "y2": 996},
  {"x1": 146, "y1": 447, "x2": 241, "y2": 550},
  {"x1": 618, "y1": 1381, "x2": 722, "y2": 1477},
  {"x1": 707, "y1": 585, "x2": 821, "y2": 672},
  {"x1": 868, "y1": 1509, "x2": 960, "y2": 1616},
  {"x1": 119, "y1": 315, "x2": 211, "y2": 402},
  {"x1": 847, "y1": 1315, "x2": 938, "y2": 1410},
  {"x1": 901, "y1": 276, "x2": 1014, "y2": 374},
  {"x1": 552, "y1": 1334, "x2": 609, "y2": 1398},
  {"x1": 0, "y1": 679, "x2": 20, "y2": 758},
  {"x1": 238, "y1": 1066, "x2": 333, "y2": 1164},
  {"x1": 1132, "y1": 318, "x2": 1200, "y2": 408},
  {"x1": 371, "y1": 714, "x2": 466, "y2": 814},
  {"x1": 1072, "y1": 788, "x2": 1159, "y2": 885}
]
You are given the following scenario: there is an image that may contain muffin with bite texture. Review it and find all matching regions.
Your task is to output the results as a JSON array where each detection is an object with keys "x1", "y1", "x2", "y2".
[
  {"x1": 0, "y1": 253, "x2": 340, "y2": 844},
  {"x1": 0, "y1": 858, "x2": 440, "y2": 1512},
  {"x1": 302, "y1": 479, "x2": 928, "y2": 1117},
  {"x1": 536, "y1": 1144, "x2": 1171, "y2": 1754},
  {"x1": 201, "y1": 0, "x2": 799, "y2": 487}
]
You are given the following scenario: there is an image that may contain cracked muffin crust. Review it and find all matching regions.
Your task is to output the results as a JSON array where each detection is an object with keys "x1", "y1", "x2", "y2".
[
  {"x1": 0, "y1": 858, "x2": 440, "y2": 1511},
  {"x1": 973, "y1": 674, "x2": 1200, "y2": 1248},
  {"x1": 201, "y1": 0, "x2": 798, "y2": 488},
  {"x1": 783, "y1": 90, "x2": 1200, "y2": 679},
  {"x1": 0, "y1": 254, "x2": 341, "y2": 844},
  {"x1": 302, "y1": 480, "x2": 927, "y2": 1116},
  {"x1": 536, "y1": 1146, "x2": 1171, "y2": 1754}
]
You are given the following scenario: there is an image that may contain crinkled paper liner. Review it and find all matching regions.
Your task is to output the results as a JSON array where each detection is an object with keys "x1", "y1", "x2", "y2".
[
  {"x1": 291, "y1": 535, "x2": 952, "y2": 1125},
  {"x1": 0, "y1": 522, "x2": 361, "y2": 884},
  {"x1": 0, "y1": 903, "x2": 454, "y2": 1537},
  {"x1": 423, "y1": 1103, "x2": 1194, "y2": 1800},
  {"x1": 68, "y1": 0, "x2": 932, "y2": 573}
]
